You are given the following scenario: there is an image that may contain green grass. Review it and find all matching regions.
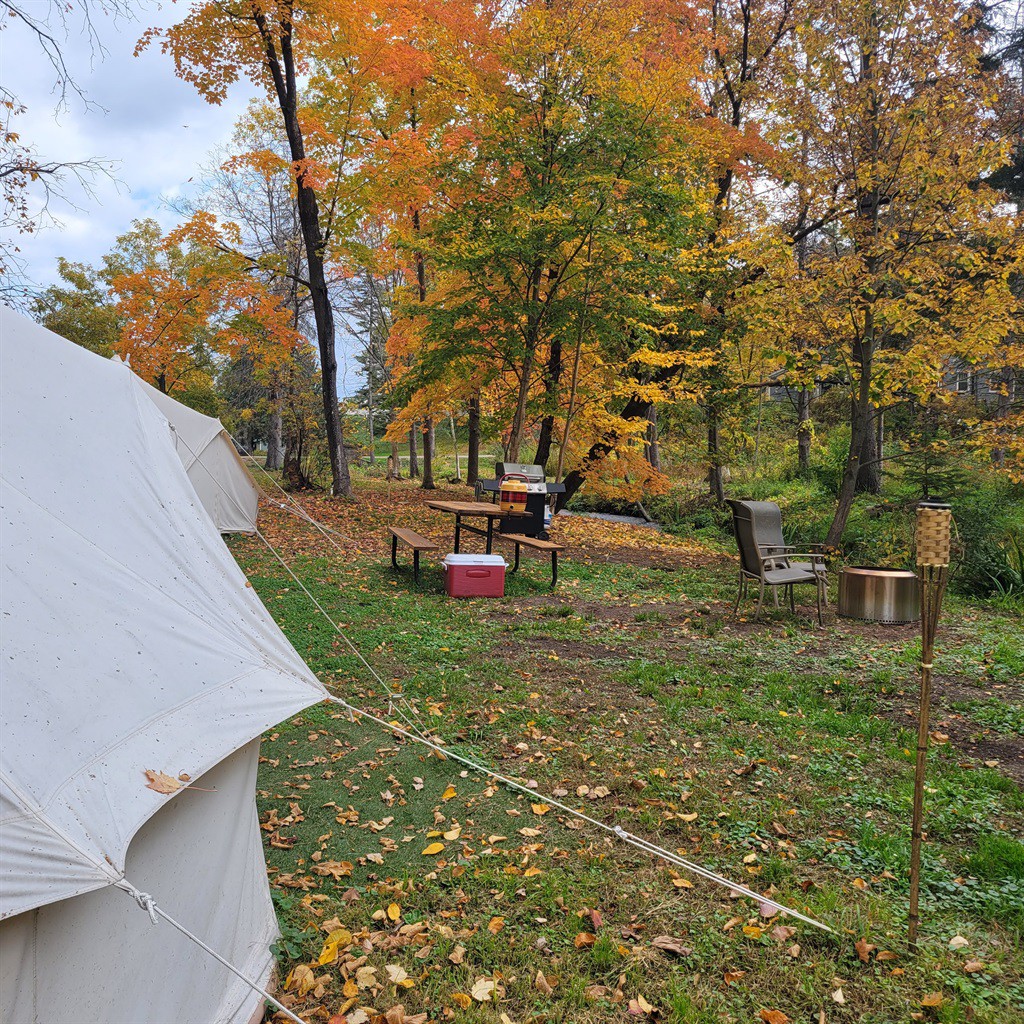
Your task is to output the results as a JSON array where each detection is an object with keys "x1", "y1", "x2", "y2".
[{"x1": 227, "y1": 486, "x2": 1024, "y2": 1023}]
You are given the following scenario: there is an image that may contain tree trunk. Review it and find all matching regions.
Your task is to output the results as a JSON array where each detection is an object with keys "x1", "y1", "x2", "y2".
[
  {"x1": 409, "y1": 423, "x2": 420, "y2": 478},
  {"x1": 467, "y1": 395, "x2": 481, "y2": 485},
  {"x1": 533, "y1": 335, "x2": 562, "y2": 469},
  {"x1": 389, "y1": 441, "x2": 401, "y2": 479},
  {"x1": 644, "y1": 405, "x2": 661, "y2": 471},
  {"x1": 707, "y1": 403, "x2": 725, "y2": 503},
  {"x1": 366, "y1": 383, "x2": 376, "y2": 465},
  {"x1": 265, "y1": 386, "x2": 284, "y2": 471},
  {"x1": 256, "y1": 12, "x2": 350, "y2": 496},
  {"x1": 449, "y1": 413, "x2": 461, "y2": 482},
  {"x1": 797, "y1": 387, "x2": 812, "y2": 473},
  {"x1": 506, "y1": 264, "x2": 545, "y2": 461},
  {"x1": 993, "y1": 366, "x2": 1014, "y2": 466},
  {"x1": 558, "y1": 395, "x2": 653, "y2": 510},
  {"x1": 421, "y1": 416, "x2": 436, "y2": 489},
  {"x1": 856, "y1": 406, "x2": 882, "y2": 493},
  {"x1": 827, "y1": 347, "x2": 874, "y2": 546}
]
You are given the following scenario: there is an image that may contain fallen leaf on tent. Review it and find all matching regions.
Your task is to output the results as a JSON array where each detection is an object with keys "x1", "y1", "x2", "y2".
[
  {"x1": 471, "y1": 978, "x2": 496, "y2": 1002},
  {"x1": 921, "y1": 992, "x2": 944, "y2": 1008},
  {"x1": 948, "y1": 935, "x2": 969, "y2": 950},
  {"x1": 532, "y1": 803, "x2": 551, "y2": 815},
  {"x1": 442, "y1": 785, "x2": 457, "y2": 801},
  {"x1": 831, "y1": 988, "x2": 845, "y2": 1005},
  {"x1": 422, "y1": 842, "x2": 445, "y2": 855},
  {"x1": 651, "y1": 935, "x2": 693, "y2": 956},
  {"x1": 724, "y1": 970, "x2": 746, "y2": 985},
  {"x1": 964, "y1": 961, "x2": 985, "y2": 973},
  {"x1": 535, "y1": 969, "x2": 557, "y2": 995},
  {"x1": 488, "y1": 916, "x2": 505, "y2": 934},
  {"x1": 144, "y1": 770, "x2": 181, "y2": 794},
  {"x1": 387, "y1": 903, "x2": 401, "y2": 922},
  {"x1": 177, "y1": 772, "x2": 191, "y2": 782},
  {"x1": 574, "y1": 932, "x2": 597, "y2": 948},
  {"x1": 759, "y1": 1010, "x2": 790, "y2": 1024},
  {"x1": 855, "y1": 938, "x2": 876, "y2": 963}
]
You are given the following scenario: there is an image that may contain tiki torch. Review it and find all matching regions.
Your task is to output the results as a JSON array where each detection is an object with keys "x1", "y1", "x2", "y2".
[{"x1": 907, "y1": 500, "x2": 952, "y2": 949}]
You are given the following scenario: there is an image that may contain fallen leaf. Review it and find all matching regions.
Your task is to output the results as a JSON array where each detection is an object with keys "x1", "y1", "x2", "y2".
[
  {"x1": 488, "y1": 916, "x2": 505, "y2": 934},
  {"x1": 535, "y1": 969, "x2": 557, "y2": 995},
  {"x1": 451, "y1": 993, "x2": 472, "y2": 1010},
  {"x1": 921, "y1": 992, "x2": 943, "y2": 1008},
  {"x1": 284, "y1": 964, "x2": 315, "y2": 998},
  {"x1": 144, "y1": 770, "x2": 181, "y2": 794},
  {"x1": 832, "y1": 988, "x2": 845, "y2": 1005},
  {"x1": 875, "y1": 950, "x2": 898, "y2": 961},
  {"x1": 724, "y1": 970, "x2": 746, "y2": 984},
  {"x1": 387, "y1": 902, "x2": 401, "y2": 922},
  {"x1": 448, "y1": 944, "x2": 466, "y2": 965},
  {"x1": 442, "y1": 785, "x2": 457, "y2": 801},
  {"x1": 771, "y1": 925, "x2": 796, "y2": 944},
  {"x1": 672, "y1": 878, "x2": 694, "y2": 889},
  {"x1": 963, "y1": 961, "x2": 985, "y2": 974},
  {"x1": 422, "y1": 842, "x2": 445, "y2": 855},
  {"x1": 318, "y1": 927, "x2": 353, "y2": 964},
  {"x1": 386, "y1": 964, "x2": 410, "y2": 984},
  {"x1": 471, "y1": 977, "x2": 496, "y2": 1003},
  {"x1": 574, "y1": 932, "x2": 597, "y2": 948},
  {"x1": 742, "y1": 925, "x2": 763, "y2": 939},
  {"x1": 531, "y1": 803, "x2": 551, "y2": 815},
  {"x1": 651, "y1": 935, "x2": 693, "y2": 956},
  {"x1": 855, "y1": 938, "x2": 876, "y2": 963},
  {"x1": 948, "y1": 935, "x2": 969, "y2": 950},
  {"x1": 759, "y1": 1011, "x2": 790, "y2": 1024}
]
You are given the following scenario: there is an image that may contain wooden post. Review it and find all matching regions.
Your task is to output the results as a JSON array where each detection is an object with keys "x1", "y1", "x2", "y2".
[{"x1": 907, "y1": 501, "x2": 952, "y2": 949}]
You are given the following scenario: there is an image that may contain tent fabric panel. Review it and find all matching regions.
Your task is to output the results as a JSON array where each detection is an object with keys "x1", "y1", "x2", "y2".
[
  {"x1": 0, "y1": 309, "x2": 327, "y2": 918},
  {"x1": 186, "y1": 432, "x2": 260, "y2": 533},
  {"x1": 0, "y1": 743, "x2": 278, "y2": 1024}
]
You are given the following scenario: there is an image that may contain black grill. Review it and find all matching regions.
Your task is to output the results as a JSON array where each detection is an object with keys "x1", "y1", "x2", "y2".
[{"x1": 477, "y1": 462, "x2": 565, "y2": 539}]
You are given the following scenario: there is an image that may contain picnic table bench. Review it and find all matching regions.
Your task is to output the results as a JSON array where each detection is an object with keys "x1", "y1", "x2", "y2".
[
  {"x1": 389, "y1": 526, "x2": 437, "y2": 583},
  {"x1": 497, "y1": 533, "x2": 565, "y2": 589}
]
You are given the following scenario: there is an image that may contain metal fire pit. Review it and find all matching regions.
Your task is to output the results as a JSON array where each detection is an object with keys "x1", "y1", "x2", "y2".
[{"x1": 838, "y1": 566, "x2": 920, "y2": 625}]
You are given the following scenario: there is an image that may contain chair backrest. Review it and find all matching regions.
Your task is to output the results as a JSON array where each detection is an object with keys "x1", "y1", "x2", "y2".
[
  {"x1": 744, "y1": 500, "x2": 786, "y2": 550},
  {"x1": 726, "y1": 499, "x2": 764, "y2": 577}
]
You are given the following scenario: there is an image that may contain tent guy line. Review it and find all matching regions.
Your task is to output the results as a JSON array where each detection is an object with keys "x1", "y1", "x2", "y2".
[
  {"x1": 171, "y1": 419, "x2": 834, "y2": 933},
  {"x1": 116, "y1": 880, "x2": 308, "y2": 1024},
  {"x1": 323, "y1": 696, "x2": 834, "y2": 933}
]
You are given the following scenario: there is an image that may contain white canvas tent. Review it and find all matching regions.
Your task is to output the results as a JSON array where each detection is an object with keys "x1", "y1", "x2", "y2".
[
  {"x1": 0, "y1": 309, "x2": 328, "y2": 1024},
  {"x1": 130, "y1": 373, "x2": 261, "y2": 533}
]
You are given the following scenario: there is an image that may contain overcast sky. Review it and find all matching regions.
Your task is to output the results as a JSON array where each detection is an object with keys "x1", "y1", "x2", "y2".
[{"x1": 4, "y1": 1, "x2": 362, "y2": 394}]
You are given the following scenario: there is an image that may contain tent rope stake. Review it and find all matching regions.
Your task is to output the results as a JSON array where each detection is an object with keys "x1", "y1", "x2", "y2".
[{"x1": 117, "y1": 880, "x2": 307, "y2": 1024}]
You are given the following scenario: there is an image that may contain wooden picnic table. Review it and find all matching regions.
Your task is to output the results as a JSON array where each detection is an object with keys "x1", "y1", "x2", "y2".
[{"x1": 425, "y1": 500, "x2": 530, "y2": 554}]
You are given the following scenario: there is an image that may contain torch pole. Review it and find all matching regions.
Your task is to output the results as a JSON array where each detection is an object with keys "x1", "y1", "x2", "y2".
[{"x1": 907, "y1": 501, "x2": 952, "y2": 950}]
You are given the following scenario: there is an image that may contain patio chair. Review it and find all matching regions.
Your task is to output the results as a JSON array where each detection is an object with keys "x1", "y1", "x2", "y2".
[{"x1": 726, "y1": 499, "x2": 826, "y2": 624}]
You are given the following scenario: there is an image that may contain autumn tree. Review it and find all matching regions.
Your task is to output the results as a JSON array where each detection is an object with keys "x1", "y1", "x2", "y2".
[
  {"x1": 148, "y1": 1, "x2": 367, "y2": 496},
  {"x1": 784, "y1": 0, "x2": 1020, "y2": 545}
]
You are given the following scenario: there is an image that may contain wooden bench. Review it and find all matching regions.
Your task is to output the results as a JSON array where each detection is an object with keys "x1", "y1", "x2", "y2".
[
  {"x1": 497, "y1": 534, "x2": 565, "y2": 589},
  {"x1": 389, "y1": 527, "x2": 438, "y2": 583}
]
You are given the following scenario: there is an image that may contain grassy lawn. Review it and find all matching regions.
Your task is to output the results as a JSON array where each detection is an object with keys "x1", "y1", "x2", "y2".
[{"x1": 230, "y1": 478, "x2": 1024, "y2": 1024}]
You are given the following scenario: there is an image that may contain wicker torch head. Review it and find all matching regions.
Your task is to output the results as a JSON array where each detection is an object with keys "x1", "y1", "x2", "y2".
[{"x1": 916, "y1": 502, "x2": 952, "y2": 567}]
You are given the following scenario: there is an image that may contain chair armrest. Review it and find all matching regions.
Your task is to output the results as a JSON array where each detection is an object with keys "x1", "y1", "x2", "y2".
[{"x1": 761, "y1": 553, "x2": 825, "y2": 567}]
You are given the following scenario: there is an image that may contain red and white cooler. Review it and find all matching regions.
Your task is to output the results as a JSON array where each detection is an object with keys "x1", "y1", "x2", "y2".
[{"x1": 442, "y1": 553, "x2": 507, "y2": 598}]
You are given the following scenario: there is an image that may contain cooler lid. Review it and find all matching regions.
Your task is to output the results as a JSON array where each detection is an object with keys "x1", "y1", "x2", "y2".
[{"x1": 441, "y1": 553, "x2": 507, "y2": 567}]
